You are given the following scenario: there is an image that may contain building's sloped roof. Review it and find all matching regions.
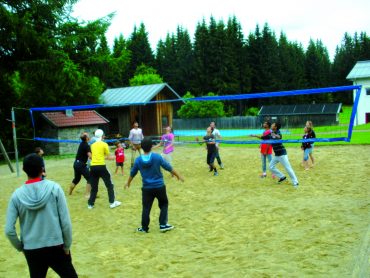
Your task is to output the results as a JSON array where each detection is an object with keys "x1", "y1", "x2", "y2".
[
  {"x1": 100, "y1": 83, "x2": 182, "y2": 106},
  {"x1": 42, "y1": 110, "x2": 109, "y2": 128},
  {"x1": 259, "y1": 103, "x2": 342, "y2": 115},
  {"x1": 346, "y1": 60, "x2": 370, "y2": 80}
]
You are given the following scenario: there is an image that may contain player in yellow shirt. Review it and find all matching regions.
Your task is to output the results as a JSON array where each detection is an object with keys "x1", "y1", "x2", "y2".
[{"x1": 88, "y1": 129, "x2": 121, "y2": 209}]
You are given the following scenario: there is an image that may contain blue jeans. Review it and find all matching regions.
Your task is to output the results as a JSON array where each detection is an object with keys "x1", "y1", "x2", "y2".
[
  {"x1": 261, "y1": 154, "x2": 272, "y2": 173},
  {"x1": 303, "y1": 148, "x2": 313, "y2": 161}
]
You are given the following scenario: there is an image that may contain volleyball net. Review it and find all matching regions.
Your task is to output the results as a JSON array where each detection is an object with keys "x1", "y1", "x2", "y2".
[{"x1": 13, "y1": 85, "x2": 361, "y2": 154}]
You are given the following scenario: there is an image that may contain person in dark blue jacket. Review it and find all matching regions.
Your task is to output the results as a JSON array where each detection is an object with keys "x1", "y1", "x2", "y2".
[{"x1": 125, "y1": 138, "x2": 184, "y2": 233}]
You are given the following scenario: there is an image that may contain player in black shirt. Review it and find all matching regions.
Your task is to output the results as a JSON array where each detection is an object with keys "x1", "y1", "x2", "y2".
[
  {"x1": 69, "y1": 132, "x2": 92, "y2": 198},
  {"x1": 198, "y1": 127, "x2": 218, "y2": 176}
]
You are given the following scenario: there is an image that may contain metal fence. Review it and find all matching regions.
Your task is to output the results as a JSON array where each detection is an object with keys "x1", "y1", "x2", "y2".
[{"x1": 173, "y1": 116, "x2": 259, "y2": 130}]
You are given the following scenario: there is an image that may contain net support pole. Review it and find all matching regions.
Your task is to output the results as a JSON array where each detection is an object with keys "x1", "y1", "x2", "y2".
[{"x1": 11, "y1": 108, "x2": 20, "y2": 177}]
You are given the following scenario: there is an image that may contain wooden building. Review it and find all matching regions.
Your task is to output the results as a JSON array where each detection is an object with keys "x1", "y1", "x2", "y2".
[
  {"x1": 258, "y1": 103, "x2": 342, "y2": 128},
  {"x1": 346, "y1": 60, "x2": 370, "y2": 125},
  {"x1": 99, "y1": 83, "x2": 183, "y2": 137}
]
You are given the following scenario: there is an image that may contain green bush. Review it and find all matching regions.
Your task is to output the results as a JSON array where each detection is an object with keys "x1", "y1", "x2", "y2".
[{"x1": 177, "y1": 92, "x2": 225, "y2": 118}]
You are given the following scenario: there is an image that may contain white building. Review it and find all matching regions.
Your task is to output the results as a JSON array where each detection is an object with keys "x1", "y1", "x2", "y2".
[{"x1": 346, "y1": 60, "x2": 370, "y2": 125}]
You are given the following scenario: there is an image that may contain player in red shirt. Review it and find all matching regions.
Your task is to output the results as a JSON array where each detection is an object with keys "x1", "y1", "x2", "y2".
[
  {"x1": 251, "y1": 121, "x2": 275, "y2": 178},
  {"x1": 114, "y1": 141, "x2": 125, "y2": 175}
]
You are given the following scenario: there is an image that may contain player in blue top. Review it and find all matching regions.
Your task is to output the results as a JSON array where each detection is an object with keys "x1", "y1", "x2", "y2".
[{"x1": 125, "y1": 138, "x2": 184, "y2": 233}]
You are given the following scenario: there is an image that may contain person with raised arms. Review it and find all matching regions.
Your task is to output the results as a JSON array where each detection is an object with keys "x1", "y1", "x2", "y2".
[
  {"x1": 261, "y1": 122, "x2": 299, "y2": 188},
  {"x1": 69, "y1": 131, "x2": 92, "y2": 198},
  {"x1": 125, "y1": 138, "x2": 184, "y2": 233}
]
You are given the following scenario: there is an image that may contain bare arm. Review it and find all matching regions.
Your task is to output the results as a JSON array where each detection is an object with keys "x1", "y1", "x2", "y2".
[
  {"x1": 171, "y1": 169, "x2": 184, "y2": 182},
  {"x1": 124, "y1": 176, "x2": 134, "y2": 189}
]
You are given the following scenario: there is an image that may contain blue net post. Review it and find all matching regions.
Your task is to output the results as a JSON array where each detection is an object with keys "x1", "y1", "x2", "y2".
[{"x1": 346, "y1": 86, "x2": 362, "y2": 142}]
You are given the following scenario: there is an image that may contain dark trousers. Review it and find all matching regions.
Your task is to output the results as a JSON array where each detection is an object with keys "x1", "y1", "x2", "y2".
[
  {"x1": 24, "y1": 245, "x2": 77, "y2": 278},
  {"x1": 72, "y1": 161, "x2": 90, "y2": 185},
  {"x1": 215, "y1": 149, "x2": 222, "y2": 165},
  {"x1": 141, "y1": 186, "x2": 169, "y2": 231},
  {"x1": 207, "y1": 152, "x2": 217, "y2": 166},
  {"x1": 88, "y1": 165, "x2": 115, "y2": 206}
]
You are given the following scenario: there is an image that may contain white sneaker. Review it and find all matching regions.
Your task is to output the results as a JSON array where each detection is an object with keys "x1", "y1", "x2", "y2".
[
  {"x1": 87, "y1": 205, "x2": 94, "y2": 209},
  {"x1": 109, "y1": 200, "x2": 121, "y2": 209}
]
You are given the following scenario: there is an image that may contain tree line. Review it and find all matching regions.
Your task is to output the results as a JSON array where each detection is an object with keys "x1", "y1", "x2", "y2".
[{"x1": 1, "y1": 1, "x2": 370, "y2": 150}]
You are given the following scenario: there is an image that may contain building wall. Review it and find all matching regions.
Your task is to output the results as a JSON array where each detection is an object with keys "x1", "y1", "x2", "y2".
[
  {"x1": 57, "y1": 125, "x2": 99, "y2": 155},
  {"x1": 41, "y1": 127, "x2": 58, "y2": 155},
  {"x1": 155, "y1": 92, "x2": 173, "y2": 135},
  {"x1": 353, "y1": 79, "x2": 370, "y2": 125}
]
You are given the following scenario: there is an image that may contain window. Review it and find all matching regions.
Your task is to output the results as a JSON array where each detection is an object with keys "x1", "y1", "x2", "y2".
[{"x1": 366, "y1": 88, "x2": 370, "y2": 96}]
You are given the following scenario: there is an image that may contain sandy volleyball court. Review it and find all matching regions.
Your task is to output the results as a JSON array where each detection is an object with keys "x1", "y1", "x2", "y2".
[{"x1": 0, "y1": 145, "x2": 369, "y2": 277}]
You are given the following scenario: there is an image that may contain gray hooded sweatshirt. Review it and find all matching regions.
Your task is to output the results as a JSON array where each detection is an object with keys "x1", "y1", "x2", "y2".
[{"x1": 5, "y1": 179, "x2": 72, "y2": 252}]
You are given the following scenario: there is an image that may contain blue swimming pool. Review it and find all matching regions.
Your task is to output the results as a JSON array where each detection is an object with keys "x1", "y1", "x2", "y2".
[
  {"x1": 174, "y1": 129, "x2": 291, "y2": 137},
  {"x1": 174, "y1": 129, "x2": 263, "y2": 137}
]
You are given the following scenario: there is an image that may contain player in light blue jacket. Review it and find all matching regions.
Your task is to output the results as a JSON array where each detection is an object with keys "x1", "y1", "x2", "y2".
[{"x1": 5, "y1": 153, "x2": 77, "y2": 277}]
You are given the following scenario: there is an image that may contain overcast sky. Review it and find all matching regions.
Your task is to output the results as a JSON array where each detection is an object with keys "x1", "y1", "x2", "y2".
[{"x1": 72, "y1": 0, "x2": 370, "y2": 60}]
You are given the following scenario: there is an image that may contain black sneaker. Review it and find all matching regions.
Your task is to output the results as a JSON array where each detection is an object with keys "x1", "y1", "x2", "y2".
[
  {"x1": 136, "y1": 227, "x2": 148, "y2": 233},
  {"x1": 159, "y1": 224, "x2": 175, "y2": 232},
  {"x1": 278, "y1": 176, "x2": 287, "y2": 183}
]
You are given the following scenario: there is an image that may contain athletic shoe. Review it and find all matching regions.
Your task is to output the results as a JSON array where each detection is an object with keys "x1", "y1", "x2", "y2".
[
  {"x1": 137, "y1": 227, "x2": 148, "y2": 233},
  {"x1": 278, "y1": 176, "x2": 287, "y2": 183},
  {"x1": 109, "y1": 200, "x2": 121, "y2": 209},
  {"x1": 260, "y1": 173, "x2": 267, "y2": 178},
  {"x1": 87, "y1": 204, "x2": 94, "y2": 209},
  {"x1": 214, "y1": 171, "x2": 219, "y2": 176},
  {"x1": 220, "y1": 163, "x2": 224, "y2": 169},
  {"x1": 160, "y1": 224, "x2": 175, "y2": 232},
  {"x1": 293, "y1": 183, "x2": 299, "y2": 188}
]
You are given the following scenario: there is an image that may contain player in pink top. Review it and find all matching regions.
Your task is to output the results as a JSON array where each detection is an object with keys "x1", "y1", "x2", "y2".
[
  {"x1": 114, "y1": 141, "x2": 125, "y2": 175},
  {"x1": 154, "y1": 126, "x2": 175, "y2": 164}
]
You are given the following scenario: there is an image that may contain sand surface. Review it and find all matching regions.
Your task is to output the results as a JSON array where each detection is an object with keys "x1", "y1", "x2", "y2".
[{"x1": 0, "y1": 145, "x2": 369, "y2": 277}]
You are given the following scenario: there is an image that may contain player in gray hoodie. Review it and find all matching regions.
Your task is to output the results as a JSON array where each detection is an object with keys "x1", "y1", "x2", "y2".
[{"x1": 5, "y1": 153, "x2": 77, "y2": 277}]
